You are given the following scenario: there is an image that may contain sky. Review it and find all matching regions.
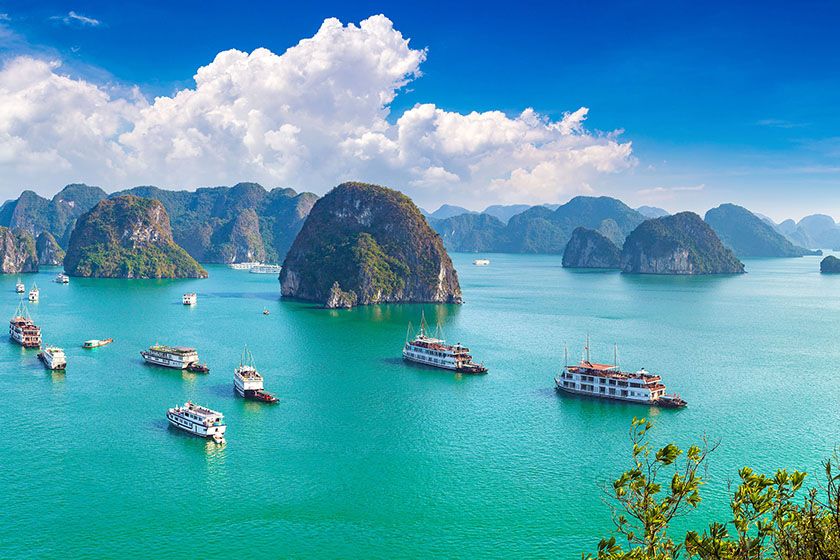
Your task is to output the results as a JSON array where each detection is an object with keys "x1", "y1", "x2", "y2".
[{"x1": 0, "y1": 0, "x2": 839, "y2": 221}]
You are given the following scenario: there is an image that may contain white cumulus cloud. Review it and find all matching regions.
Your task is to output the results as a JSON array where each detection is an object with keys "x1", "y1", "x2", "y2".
[{"x1": 0, "y1": 14, "x2": 634, "y2": 206}]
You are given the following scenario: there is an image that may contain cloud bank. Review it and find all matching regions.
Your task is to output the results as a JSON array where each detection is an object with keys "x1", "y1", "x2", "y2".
[{"x1": 0, "y1": 15, "x2": 634, "y2": 205}]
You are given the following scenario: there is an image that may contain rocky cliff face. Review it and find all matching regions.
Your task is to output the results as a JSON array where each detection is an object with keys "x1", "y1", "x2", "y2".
[
  {"x1": 621, "y1": 212, "x2": 745, "y2": 275},
  {"x1": 114, "y1": 183, "x2": 317, "y2": 263},
  {"x1": 280, "y1": 182, "x2": 462, "y2": 308},
  {"x1": 64, "y1": 195, "x2": 207, "y2": 278},
  {"x1": 562, "y1": 227, "x2": 621, "y2": 268},
  {"x1": 704, "y1": 203, "x2": 817, "y2": 257},
  {"x1": 0, "y1": 228, "x2": 38, "y2": 274},
  {"x1": 36, "y1": 232, "x2": 65, "y2": 266}
]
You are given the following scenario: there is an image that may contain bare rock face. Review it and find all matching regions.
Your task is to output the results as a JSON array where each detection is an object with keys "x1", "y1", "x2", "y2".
[
  {"x1": 280, "y1": 182, "x2": 462, "y2": 308},
  {"x1": 64, "y1": 195, "x2": 207, "y2": 278},
  {"x1": 0, "y1": 228, "x2": 38, "y2": 274},
  {"x1": 36, "y1": 232, "x2": 65, "y2": 266},
  {"x1": 621, "y1": 212, "x2": 745, "y2": 275},
  {"x1": 562, "y1": 227, "x2": 621, "y2": 269}
]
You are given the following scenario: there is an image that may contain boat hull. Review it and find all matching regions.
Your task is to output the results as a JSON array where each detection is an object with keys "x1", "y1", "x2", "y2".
[
  {"x1": 166, "y1": 412, "x2": 227, "y2": 438},
  {"x1": 402, "y1": 354, "x2": 488, "y2": 375},
  {"x1": 38, "y1": 352, "x2": 66, "y2": 370},
  {"x1": 555, "y1": 381, "x2": 685, "y2": 408},
  {"x1": 141, "y1": 351, "x2": 189, "y2": 369}
]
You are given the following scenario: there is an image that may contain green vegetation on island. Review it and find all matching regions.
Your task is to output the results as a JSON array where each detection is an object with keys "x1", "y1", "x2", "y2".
[
  {"x1": 64, "y1": 195, "x2": 207, "y2": 279},
  {"x1": 562, "y1": 227, "x2": 622, "y2": 269},
  {"x1": 621, "y1": 212, "x2": 745, "y2": 274},
  {"x1": 36, "y1": 232, "x2": 65, "y2": 266},
  {"x1": 280, "y1": 182, "x2": 461, "y2": 308},
  {"x1": 705, "y1": 203, "x2": 818, "y2": 257},
  {"x1": 587, "y1": 418, "x2": 840, "y2": 559}
]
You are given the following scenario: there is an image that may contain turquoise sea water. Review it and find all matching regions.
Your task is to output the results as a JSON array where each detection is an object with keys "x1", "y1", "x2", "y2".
[{"x1": 1, "y1": 254, "x2": 839, "y2": 559}]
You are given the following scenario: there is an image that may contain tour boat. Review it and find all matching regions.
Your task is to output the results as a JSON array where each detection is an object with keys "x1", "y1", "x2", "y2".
[
  {"x1": 262, "y1": 309, "x2": 270, "y2": 316},
  {"x1": 140, "y1": 344, "x2": 209, "y2": 373},
  {"x1": 554, "y1": 338, "x2": 687, "y2": 408},
  {"x1": 473, "y1": 259, "x2": 491, "y2": 266},
  {"x1": 9, "y1": 302, "x2": 41, "y2": 348},
  {"x1": 54, "y1": 273, "x2": 69, "y2": 284},
  {"x1": 249, "y1": 264, "x2": 282, "y2": 274},
  {"x1": 229, "y1": 261, "x2": 261, "y2": 270},
  {"x1": 402, "y1": 313, "x2": 488, "y2": 374},
  {"x1": 38, "y1": 346, "x2": 66, "y2": 370},
  {"x1": 166, "y1": 402, "x2": 227, "y2": 443},
  {"x1": 233, "y1": 346, "x2": 278, "y2": 403},
  {"x1": 15, "y1": 279, "x2": 24, "y2": 293},
  {"x1": 83, "y1": 338, "x2": 113, "y2": 349},
  {"x1": 182, "y1": 292, "x2": 197, "y2": 305},
  {"x1": 28, "y1": 283, "x2": 39, "y2": 302}
]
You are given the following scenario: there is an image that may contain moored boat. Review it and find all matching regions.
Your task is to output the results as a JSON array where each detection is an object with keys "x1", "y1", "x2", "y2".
[
  {"x1": 229, "y1": 261, "x2": 261, "y2": 270},
  {"x1": 54, "y1": 273, "x2": 69, "y2": 284},
  {"x1": 166, "y1": 402, "x2": 227, "y2": 443},
  {"x1": 83, "y1": 338, "x2": 113, "y2": 349},
  {"x1": 28, "y1": 283, "x2": 39, "y2": 302},
  {"x1": 141, "y1": 344, "x2": 209, "y2": 372},
  {"x1": 233, "y1": 346, "x2": 278, "y2": 403},
  {"x1": 9, "y1": 301, "x2": 41, "y2": 348},
  {"x1": 182, "y1": 292, "x2": 197, "y2": 305},
  {"x1": 15, "y1": 279, "x2": 24, "y2": 293},
  {"x1": 249, "y1": 264, "x2": 282, "y2": 274},
  {"x1": 473, "y1": 259, "x2": 491, "y2": 266},
  {"x1": 554, "y1": 338, "x2": 687, "y2": 408},
  {"x1": 38, "y1": 346, "x2": 66, "y2": 370},
  {"x1": 402, "y1": 313, "x2": 488, "y2": 374}
]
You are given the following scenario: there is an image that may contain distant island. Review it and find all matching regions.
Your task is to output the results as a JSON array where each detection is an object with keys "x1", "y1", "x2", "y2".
[
  {"x1": 704, "y1": 203, "x2": 820, "y2": 257},
  {"x1": 621, "y1": 212, "x2": 745, "y2": 274},
  {"x1": 562, "y1": 227, "x2": 621, "y2": 269},
  {"x1": 280, "y1": 182, "x2": 462, "y2": 308},
  {"x1": 820, "y1": 255, "x2": 840, "y2": 273},
  {"x1": 64, "y1": 195, "x2": 207, "y2": 279}
]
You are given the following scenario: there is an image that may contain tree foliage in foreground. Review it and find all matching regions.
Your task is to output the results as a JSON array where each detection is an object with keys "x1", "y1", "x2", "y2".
[{"x1": 586, "y1": 418, "x2": 840, "y2": 560}]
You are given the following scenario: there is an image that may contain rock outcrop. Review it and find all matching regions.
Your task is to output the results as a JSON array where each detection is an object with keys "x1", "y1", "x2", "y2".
[
  {"x1": 64, "y1": 195, "x2": 207, "y2": 278},
  {"x1": 0, "y1": 228, "x2": 38, "y2": 274},
  {"x1": 704, "y1": 203, "x2": 818, "y2": 257},
  {"x1": 820, "y1": 255, "x2": 840, "y2": 273},
  {"x1": 562, "y1": 227, "x2": 621, "y2": 269},
  {"x1": 36, "y1": 232, "x2": 65, "y2": 266},
  {"x1": 280, "y1": 182, "x2": 462, "y2": 308},
  {"x1": 621, "y1": 212, "x2": 745, "y2": 275}
]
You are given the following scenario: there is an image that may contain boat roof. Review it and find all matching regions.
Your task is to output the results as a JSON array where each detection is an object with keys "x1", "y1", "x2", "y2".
[
  {"x1": 577, "y1": 361, "x2": 619, "y2": 371},
  {"x1": 150, "y1": 344, "x2": 196, "y2": 354}
]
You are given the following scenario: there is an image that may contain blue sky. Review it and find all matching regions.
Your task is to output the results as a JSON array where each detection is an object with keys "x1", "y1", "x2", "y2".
[{"x1": 1, "y1": 0, "x2": 839, "y2": 220}]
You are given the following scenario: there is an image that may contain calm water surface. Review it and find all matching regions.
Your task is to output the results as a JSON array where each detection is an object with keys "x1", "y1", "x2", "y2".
[{"x1": 1, "y1": 254, "x2": 838, "y2": 558}]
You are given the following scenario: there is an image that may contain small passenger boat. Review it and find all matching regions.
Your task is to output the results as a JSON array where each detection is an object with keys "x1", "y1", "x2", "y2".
[
  {"x1": 83, "y1": 338, "x2": 113, "y2": 349},
  {"x1": 166, "y1": 402, "x2": 227, "y2": 443}
]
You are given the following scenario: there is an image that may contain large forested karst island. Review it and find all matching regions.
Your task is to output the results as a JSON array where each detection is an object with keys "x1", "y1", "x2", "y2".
[
  {"x1": 561, "y1": 227, "x2": 622, "y2": 269},
  {"x1": 63, "y1": 196, "x2": 207, "y2": 279},
  {"x1": 704, "y1": 203, "x2": 820, "y2": 257},
  {"x1": 620, "y1": 212, "x2": 745, "y2": 274},
  {"x1": 0, "y1": 227, "x2": 38, "y2": 274},
  {"x1": 280, "y1": 182, "x2": 462, "y2": 308}
]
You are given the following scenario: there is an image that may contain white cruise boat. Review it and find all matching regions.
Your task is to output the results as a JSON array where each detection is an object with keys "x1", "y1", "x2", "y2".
[
  {"x1": 166, "y1": 402, "x2": 227, "y2": 443},
  {"x1": 233, "y1": 346, "x2": 278, "y2": 403},
  {"x1": 249, "y1": 264, "x2": 282, "y2": 274},
  {"x1": 229, "y1": 261, "x2": 261, "y2": 270},
  {"x1": 54, "y1": 273, "x2": 69, "y2": 284},
  {"x1": 28, "y1": 283, "x2": 39, "y2": 302},
  {"x1": 402, "y1": 313, "x2": 488, "y2": 374},
  {"x1": 15, "y1": 279, "x2": 24, "y2": 293},
  {"x1": 182, "y1": 292, "x2": 197, "y2": 305},
  {"x1": 554, "y1": 339, "x2": 686, "y2": 408},
  {"x1": 473, "y1": 259, "x2": 491, "y2": 266},
  {"x1": 38, "y1": 346, "x2": 66, "y2": 370},
  {"x1": 140, "y1": 344, "x2": 209, "y2": 372},
  {"x1": 9, "y1": 301, "x2": 41, "y2": 348}
]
